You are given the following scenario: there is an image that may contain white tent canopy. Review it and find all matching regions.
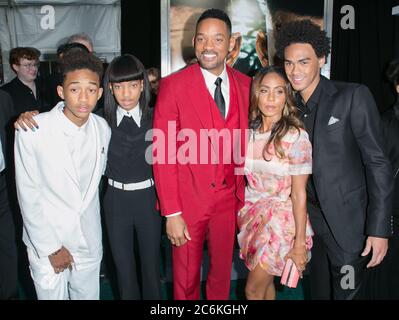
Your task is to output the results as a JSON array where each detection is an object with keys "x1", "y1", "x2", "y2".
[{"x1": 1, "y1": 0, "x2": 121, "y2": 82}]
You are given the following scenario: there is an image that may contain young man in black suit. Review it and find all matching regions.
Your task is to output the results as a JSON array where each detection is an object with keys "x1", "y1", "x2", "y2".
[{"x1": 275, "y1": 19, "x2": 393, "y2": 299}]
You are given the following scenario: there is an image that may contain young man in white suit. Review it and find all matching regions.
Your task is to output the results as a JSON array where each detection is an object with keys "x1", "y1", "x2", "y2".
[{"x1": 14, "y1": 49, "x2": 111, "y2": 300}]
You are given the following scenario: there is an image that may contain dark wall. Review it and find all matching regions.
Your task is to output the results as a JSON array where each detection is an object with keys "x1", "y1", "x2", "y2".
[
  {"x1": 331, "y1": 0, "x2": 399, "y2": 110},
  {"x1": 121, "y1": 0, "x2": 161, "y2": 69}
]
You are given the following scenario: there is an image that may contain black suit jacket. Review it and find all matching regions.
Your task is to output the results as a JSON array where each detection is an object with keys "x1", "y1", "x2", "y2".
[
  {"x1": 308, "y1": 77, "x2": 393, "y2": 253},
  {"x1": 0, "y1": 89, "x2": 16, "y2": 164}
]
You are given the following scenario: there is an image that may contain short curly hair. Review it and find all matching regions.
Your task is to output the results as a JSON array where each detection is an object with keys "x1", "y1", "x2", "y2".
[
  {"x1": 60, "y1": 49, "x2": 103, "y2": 84},
  {"x1": 274, "y1": 19, "x2": 331, "y2": 60},
  {"x1": 9, "y1": 47, "x2": 40, "y2": 72}
]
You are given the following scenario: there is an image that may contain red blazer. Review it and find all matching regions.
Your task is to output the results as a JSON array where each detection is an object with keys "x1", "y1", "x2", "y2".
[{"x1": 153, "y1": 63, "x2": 251, "y2": 223}]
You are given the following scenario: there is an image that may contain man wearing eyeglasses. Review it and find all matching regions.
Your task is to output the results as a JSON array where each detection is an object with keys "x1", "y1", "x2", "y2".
[
  {"x1": 1, "y1": 47, "x2": 49, "y2": 115},
  {"x1": 1, "y1": 47, "x2": 49, "y2": 299}
]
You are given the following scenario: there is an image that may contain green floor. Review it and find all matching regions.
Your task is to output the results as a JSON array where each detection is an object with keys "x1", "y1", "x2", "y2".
[
  {"x1": 17, "y1": 237, "x2": 308, "y2": 300},
  {"x1": 19, "y1": 273, "x2": 306, "y2": 300},
  {"x1": 97, "y1": 277, "x2": 306, "y2": 300}
]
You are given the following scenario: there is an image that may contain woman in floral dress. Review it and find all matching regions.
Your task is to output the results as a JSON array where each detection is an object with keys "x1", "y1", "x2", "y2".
[{"x1": 238, "y1": 66, "x2": 313, "y2": 300}]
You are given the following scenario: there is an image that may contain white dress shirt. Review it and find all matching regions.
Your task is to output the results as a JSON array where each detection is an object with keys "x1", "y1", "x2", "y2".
[
  {"x1": 200, "y1": 63, "x2": 230, "y2": 117},
  {"x1": 58, "y1": 105, "x2": 96, "y2": 253},
  {"x1": 116, "y1": 104, "x2": 141, "y2": 127}
]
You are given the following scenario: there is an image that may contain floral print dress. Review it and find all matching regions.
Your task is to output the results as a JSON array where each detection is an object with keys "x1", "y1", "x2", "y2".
[{"x1": 237, "y1": 128, "x2": 314, "y2": 276}]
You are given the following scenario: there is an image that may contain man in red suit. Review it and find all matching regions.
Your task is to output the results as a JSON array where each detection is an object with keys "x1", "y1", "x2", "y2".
[{"x1": 153, "y1": 8, "x2": 251, "y2": 300}]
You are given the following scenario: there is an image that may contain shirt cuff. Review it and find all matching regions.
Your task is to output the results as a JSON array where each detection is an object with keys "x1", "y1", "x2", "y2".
[{"x1": 165, "y1": 211, "x2": 182, "y2": 218}]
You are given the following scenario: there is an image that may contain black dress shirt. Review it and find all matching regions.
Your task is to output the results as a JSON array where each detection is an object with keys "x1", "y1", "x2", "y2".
[
  {"x1": 1, "y1": 77, "x2": 48, "y2": 114},
  {"x1": 296, "y1": 80, "x2": 323, "y2": 204}
]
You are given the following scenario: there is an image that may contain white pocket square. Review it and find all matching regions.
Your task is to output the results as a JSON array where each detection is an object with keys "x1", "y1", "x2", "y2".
[{"x1": 328, "y1": 116, "x2": 340, "y2": 126}]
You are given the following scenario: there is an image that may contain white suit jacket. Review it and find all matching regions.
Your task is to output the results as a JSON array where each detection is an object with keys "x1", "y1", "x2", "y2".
[{"x1": 15, "y1": 103, "x2": 111, "y2": 258}]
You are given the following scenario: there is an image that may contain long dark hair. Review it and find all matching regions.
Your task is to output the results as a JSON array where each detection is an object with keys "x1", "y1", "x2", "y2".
[
  {"x1": 103, "y1": 54, "x2": 151, "y2": 128},
  {"x1": 249, "y1": 66, "x2": 303, "y2": 160}
]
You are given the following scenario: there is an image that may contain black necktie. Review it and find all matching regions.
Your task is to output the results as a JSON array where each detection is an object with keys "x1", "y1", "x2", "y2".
[{"x1": 214, "y1": 77, "x2": 225, "y2": 118}]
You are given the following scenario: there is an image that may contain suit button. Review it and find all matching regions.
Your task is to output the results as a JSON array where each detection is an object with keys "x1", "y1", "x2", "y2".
[{"x1": 211, "y1": 183, "x2": 216, "y2": 188}]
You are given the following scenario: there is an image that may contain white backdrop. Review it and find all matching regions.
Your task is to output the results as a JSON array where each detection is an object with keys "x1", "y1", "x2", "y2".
[{"x1": 0, "y1": 0, "x2": 121, "y2": 82}]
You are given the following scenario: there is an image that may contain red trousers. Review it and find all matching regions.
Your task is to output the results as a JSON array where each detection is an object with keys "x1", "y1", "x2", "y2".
[{"x1": 172, "y1": 188, "x2": 237, "y2": 300}]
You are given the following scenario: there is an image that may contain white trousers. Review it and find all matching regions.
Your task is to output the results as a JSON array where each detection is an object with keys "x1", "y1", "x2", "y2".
[{"x1": 27, "y1": 248, "x2": 101, "y2": 300}]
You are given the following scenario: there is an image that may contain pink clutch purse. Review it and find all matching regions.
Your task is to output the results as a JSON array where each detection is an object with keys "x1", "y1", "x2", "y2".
[{"x1": 280, "y1": 258, "x2": 300, "y2": 288}]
